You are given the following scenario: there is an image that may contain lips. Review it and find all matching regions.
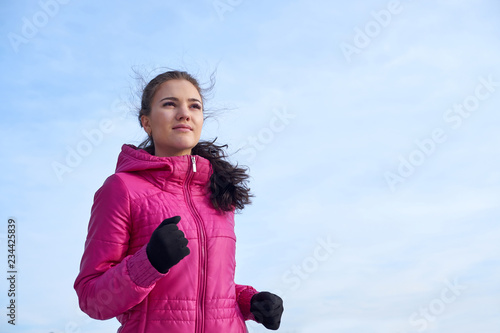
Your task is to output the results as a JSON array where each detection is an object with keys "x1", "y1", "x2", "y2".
[{"x1": 172, "y1": 124, "x2": 193, "y2": 131}]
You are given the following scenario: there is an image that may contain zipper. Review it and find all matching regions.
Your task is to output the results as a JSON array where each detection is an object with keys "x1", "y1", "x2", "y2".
[
  {"x1": 191, "y1": 155, "x2": 197, "y2": 173},
  {"x1": 184, "y1": 155, "x2": 206, "y2": 332}
]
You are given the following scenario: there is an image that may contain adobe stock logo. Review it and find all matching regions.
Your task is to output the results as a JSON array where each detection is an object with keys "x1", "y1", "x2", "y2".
[
  {"x1": 238, "y1": 106, "x2": 295, "y2": 163},
  {"x1": 52, "y1": 119, "x2": 114, "y2": 182},
  {"x1": 280, "y1": 236, "x2": 340, "y2": 294},
  {"x1": 51, "y1": 98, "x2": 128, "y2": 182},
  {"x1": 384, "y1": 74, "x2": 498, "y2": 192},
  {"x1": 340, "y1": 0, "x2": 403, "y2": 63},
  {"x1": 408, "y1": 278, "x2": 467, "y2": 331},
  {"x1": 7, "y1": 0, "x2": 71, "y2": 53}
]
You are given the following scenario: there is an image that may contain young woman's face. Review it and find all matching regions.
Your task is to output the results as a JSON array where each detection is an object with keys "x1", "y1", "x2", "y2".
[{"x1": 141, "y1": 79, "x2": 204, "y2": 157}]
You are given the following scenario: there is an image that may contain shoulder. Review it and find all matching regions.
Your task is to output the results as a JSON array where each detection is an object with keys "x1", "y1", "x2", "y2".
[
  {"x1": 96, "y1": 173, "x2": 128, "y2": 197},
  {"x1": 99, "y1": 172, "x2": 144, "y2": 193},
  {"x1": 98, "y1": 172, "x2": 158, "y2": 205},
  {"x1": 92, "y1": 172, "x2": 148, "y2": 213},
  {"x1": 91, "y1": 174, "x2": 130, "y2": 212}
]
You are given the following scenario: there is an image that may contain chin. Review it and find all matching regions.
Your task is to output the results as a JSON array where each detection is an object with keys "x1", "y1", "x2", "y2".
[{"x1": 172, "y1": 143, "x2": 198, "y2": 154}]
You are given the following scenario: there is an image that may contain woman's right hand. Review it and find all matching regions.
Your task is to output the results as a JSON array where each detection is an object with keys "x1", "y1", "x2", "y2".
[{"x1": 146, "y1": 216, "x2": 190, "y2": 273}]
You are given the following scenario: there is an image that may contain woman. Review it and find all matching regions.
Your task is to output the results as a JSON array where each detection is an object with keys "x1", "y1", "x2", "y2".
[{"x1": 74, "y1": 70, "x2": 284, "y2": 332}]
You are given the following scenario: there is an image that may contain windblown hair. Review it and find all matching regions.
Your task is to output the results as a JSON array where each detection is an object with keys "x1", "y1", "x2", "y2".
[
  {"x1": 136, "y1": 70, "x2": 252, "y2": 212},
  {"x1": 192, "y1": 139, "x2": 253, "y2": 212}
]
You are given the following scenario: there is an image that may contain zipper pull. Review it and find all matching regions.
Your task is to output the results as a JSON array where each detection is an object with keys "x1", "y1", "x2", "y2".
[{"x1": 191, "y1": 155, "x2": 197, "y2": 172}]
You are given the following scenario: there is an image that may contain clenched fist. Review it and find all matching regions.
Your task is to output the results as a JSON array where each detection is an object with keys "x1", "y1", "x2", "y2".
[
  {"x1": 251, "y1": 291, "x2": 284, "y2": 330},
  {"x1": 146, "y1": 216, "x2": 190, "y2": 274}
]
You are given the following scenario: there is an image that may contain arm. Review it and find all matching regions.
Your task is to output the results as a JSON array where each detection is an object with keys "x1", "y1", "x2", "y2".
[
  {"x1": 235, "y1": 284, "x2": 259, "y2": 320},
  {"x1": 74, "y1": 174, "x2": 166, "y2": 320}
]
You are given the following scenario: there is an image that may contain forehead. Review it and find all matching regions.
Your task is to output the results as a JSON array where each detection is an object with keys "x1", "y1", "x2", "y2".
[{"x1": 154, "y1": 79, "x2": 202, "y2": 101}]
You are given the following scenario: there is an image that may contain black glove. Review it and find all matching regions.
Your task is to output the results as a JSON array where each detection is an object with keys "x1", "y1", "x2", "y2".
[
  {"x1": 250, "y1": 291, "x2": 284, "y2": 330},
  {"x1": 146, "y1": 216, "x2": 190, "y2": 273}
]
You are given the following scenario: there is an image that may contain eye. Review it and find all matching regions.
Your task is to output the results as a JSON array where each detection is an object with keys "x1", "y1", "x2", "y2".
[
  {"x1": 162, "y1": 101, "x2": 176, "y2": 108},
  {"x1": 190, "y1": 103, "x2": 202, "y2": 110}
]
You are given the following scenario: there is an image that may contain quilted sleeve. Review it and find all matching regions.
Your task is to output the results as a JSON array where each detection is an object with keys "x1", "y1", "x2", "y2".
[
  {"x1": 74, "y1": 174, "x2": 166, "y2": 320},
  {"x1": 235, "y1": 284, "x2": 259, "y2": 321}
]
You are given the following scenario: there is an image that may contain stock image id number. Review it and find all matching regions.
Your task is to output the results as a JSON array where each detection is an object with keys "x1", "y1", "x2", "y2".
[{"x1": 8, "y1": 218, "x2": 16, "y2": 269}]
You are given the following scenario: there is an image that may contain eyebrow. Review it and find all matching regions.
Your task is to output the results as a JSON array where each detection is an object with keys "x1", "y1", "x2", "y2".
[{"x1": 160, "y1": 97, "x2": 202, "y2": 104}]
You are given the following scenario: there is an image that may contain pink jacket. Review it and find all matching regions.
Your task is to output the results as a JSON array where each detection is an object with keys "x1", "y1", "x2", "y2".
[{"x1": 74, "y1": 144, "x2": 258, "y2": 333}]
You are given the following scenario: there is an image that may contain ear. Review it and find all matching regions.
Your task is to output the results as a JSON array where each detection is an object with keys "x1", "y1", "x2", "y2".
[{"x1": 140, "y1": 115, "x2": 151, "y2": 135}]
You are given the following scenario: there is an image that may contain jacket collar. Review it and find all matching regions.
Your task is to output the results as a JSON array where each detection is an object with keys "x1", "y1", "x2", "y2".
[{"x1": 115, "y1": 144, "x2": 212, "y2": 190}]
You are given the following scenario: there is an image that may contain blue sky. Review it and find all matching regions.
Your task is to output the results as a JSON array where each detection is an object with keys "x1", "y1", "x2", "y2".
[{"x1": 1, "y1": 0, "x2": 500, "y2": 332}]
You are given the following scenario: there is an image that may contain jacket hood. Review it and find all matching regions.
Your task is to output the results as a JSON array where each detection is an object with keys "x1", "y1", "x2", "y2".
[{"x1": 115, "y1": 144, "x2": 212, "y2": 189}]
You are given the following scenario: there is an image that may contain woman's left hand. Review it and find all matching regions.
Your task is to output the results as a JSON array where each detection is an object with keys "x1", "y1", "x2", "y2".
[{"x1": 250, "y1": 291, "x2": 284, "y2": 330}]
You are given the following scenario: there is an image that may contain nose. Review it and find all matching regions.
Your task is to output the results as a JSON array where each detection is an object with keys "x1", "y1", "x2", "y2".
[{"x1": 176, "y1": 102, "x2": 190, "y2": 121}]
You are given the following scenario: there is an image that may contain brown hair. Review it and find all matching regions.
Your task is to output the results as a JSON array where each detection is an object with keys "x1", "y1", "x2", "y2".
[{"x1": 136, "y1": 70, "x2": 253, "y2": 212}]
